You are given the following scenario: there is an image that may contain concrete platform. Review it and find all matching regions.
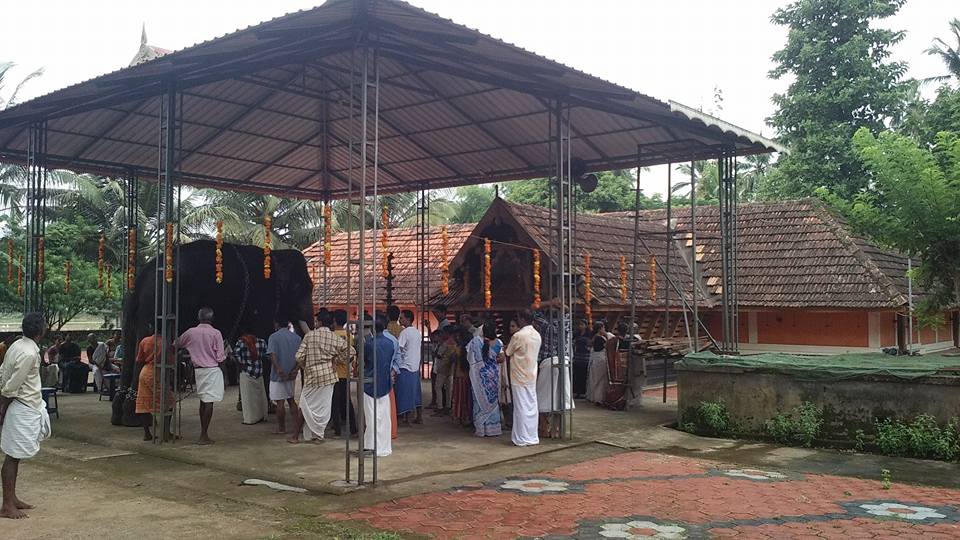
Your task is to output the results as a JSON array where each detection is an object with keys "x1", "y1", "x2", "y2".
[{"x1": 48, "y1": 383, "x2": 678, "y2": 495}]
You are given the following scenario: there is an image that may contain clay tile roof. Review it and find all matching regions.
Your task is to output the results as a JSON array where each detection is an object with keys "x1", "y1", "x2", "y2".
[
  {"x1": 302, "y1": 223, "x2": 473, "y2": 306},
  {"x1": 609, "y1": 199, "x2": 913, "y2": 309}
]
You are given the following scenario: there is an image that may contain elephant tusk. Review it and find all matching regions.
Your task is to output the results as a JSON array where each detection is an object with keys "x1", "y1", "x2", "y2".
[{"x1": 297, "y1": 320, "x2": 311, "y2": 335}]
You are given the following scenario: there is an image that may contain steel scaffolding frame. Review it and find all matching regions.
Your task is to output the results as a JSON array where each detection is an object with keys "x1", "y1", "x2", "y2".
[
  {"x1": 717, "y1": 149, "x2": 739, "y2": 353},
  {"x1": 24, "y1": 120, "x2": 48, "y2": 313}
]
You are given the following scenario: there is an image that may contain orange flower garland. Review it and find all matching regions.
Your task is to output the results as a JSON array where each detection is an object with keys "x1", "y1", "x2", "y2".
[
  {"x1": 6, "y1": 239, "x2": 13, "y2": 284},
  {"x1": 584, "y1": 252, "x2": 592, "y2": 327},
  {"x1": 263, "y1": 214, "x2": 272, "y2": 280},
  {"x1": 17, "y1": 254, "x2": 23, "y2": 297},
  {"x1": 380, "y1": 206, "x2": 389, "y2": 279},
  {"x1": 164, "y1": 223, "x2": 174, "y2": 283},
  {"x1": 532, "y1": 249, "x2": 541, "y2": 309},
  {"x1": 127, "y1": 228, "x2": 137, "y2": 291},
  {"x1": 649, "y1": 254, "x2": 657, "y2": 302},
  {"x1": 215, "y1": 221, "x2": 224, "y2": 284},
  {"x1": 105, "y1": 262, "x2": 112, "y2": 297},
  {"x1": 37, "y1": 237, "x2": 44, "y2": 284},
  {"x1": 323, "y1": 204, "x2": 332, "y2": 267},
  {"x1": 483, "y1": 239, "x2": 491, "y2": 309},
  {"x1": 64, "y1": 260, "x2": 71, "y2": 294},
  {"x1": 440, "y1": 226, "x2": 449, "y2": 295},
  {"x1": 97, "y1": 232, "x2": 105, "y2": 289},
  {"x1": 620, "y1": 255, "x2": 628, "y2": 303}
]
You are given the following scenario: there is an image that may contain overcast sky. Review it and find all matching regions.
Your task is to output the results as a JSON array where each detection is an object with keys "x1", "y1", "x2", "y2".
[{"x1": 1, "y1": 0, "x2": 956, "y2": 197}]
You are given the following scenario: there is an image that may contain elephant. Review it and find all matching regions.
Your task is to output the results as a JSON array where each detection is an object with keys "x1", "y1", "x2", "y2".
[{"x1": 112, "y1": 240, "x2": 315, "y2": 426}]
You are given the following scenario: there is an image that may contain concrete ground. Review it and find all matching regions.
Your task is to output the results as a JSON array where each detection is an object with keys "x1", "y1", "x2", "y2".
[{"x1": 9, "y1": 383, "x2": 960, "y2": 538}]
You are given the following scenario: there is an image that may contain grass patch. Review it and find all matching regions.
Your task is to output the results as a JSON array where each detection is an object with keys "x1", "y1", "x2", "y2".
[
  {"x1": 267, "y1": 516, "x2": 412, "y2": 540},
  {"x1": 763, "y1": 402, "x2": 823, "y2": 448}
]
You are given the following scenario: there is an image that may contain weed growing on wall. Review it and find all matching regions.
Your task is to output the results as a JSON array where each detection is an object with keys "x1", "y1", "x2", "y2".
[
  {"x1": 764, "y1": 402, "x2": 823, "y2": 447},
  {"x1": 874, "y1": 415, "x2": 960, "y2": 461},
  {"x1": 681, "y1": 400, "x2": 734, "y2": 437}
]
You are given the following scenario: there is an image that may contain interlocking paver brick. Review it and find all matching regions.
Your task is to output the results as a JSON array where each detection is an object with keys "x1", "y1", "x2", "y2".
[{"x1": 329, "y1": 450, "x2": 960, "y2": 539}]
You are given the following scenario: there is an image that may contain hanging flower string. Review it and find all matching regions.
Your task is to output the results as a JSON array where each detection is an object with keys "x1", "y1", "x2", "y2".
[
  {"x1": 64, "y1": 260, "x2": 71, "y2": 294},
  {"x1": 215, "y1": 221, "x2": 224, "y2": 284},
  {"x1": 381, "y1": 205, "x2": 389, "y2": 279},
  {"x1": 17, "y1": 254, "x2": 23, "y2": 297},
  {"x1": 127, "y1": 228, "x2": 137, "y2": 291},
  {"x1": 323, "y1": 203, "x2": 332, "y2": 267},
  {"x1": 440, "y1": 225, "x2": 449, "y2": 295},
  {"x1": 483, "y1": 238, "x2": 491, "y2": 309},
  {"x1": 263, "y1": 214, "x2": 272, "y2": 279},
  {"x1": 164, "y1": 223, "x2": 174, "y2": 284},
  {"x1": 6, "y1": 239, "x2": 13, "y2": 284},
  {"x1": 37, "y1": 237, "x2": 44, "y2": 284},
  {"x1": 584, "y1": 252, "x2": 592, "y2": 327},
  {"x1": 620, "y1": 255, "x2": 628, "y2": 303},
  {"x1": 649, "y1": 254, "x2": 657, "y2": 302},
  {"x1": 532, "y1": 249, "x2": 541, "y2": 309},
  {"x1": 97, "y1": 232, "x2": 105, "y2": 289}
]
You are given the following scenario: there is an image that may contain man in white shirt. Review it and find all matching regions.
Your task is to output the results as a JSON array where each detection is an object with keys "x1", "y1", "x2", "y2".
[
  {"x1": 87, "y1": 333, "x2": 113, "y2": 393},
  {"x1": 0, "y1": 313, "x2": 51, "y2": 519},
  {"x1": 504, "y1": 309, "x2": 541, "y2": 447},
  {"x1": 396, "y1": 310, "x2": 423, "y2": 425}
]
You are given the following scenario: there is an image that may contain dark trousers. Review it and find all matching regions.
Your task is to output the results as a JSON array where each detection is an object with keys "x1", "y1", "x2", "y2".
[{"x1": 331, "y1": 378, "x2": 357, "y2": 435}]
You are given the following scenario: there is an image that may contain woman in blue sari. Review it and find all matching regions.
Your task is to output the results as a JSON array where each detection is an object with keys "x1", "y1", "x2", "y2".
[{"x1": 467, "y1": 322, "x2": 502, "y2": 437}]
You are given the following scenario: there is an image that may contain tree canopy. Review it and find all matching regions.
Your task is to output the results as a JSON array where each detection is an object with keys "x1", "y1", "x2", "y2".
[{"x1": 766, "y1": 0, "x2": 909, "y2": 199}]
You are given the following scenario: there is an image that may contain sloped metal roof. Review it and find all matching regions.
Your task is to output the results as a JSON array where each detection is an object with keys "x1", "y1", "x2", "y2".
[{"x1": 0, "y1": 0, "x2": 780, "y2": 199}]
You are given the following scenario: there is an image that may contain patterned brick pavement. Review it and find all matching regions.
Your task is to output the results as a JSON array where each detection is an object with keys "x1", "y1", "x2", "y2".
[{"x1": 328, "y1": 451, "x2": 960, "y2": 539}]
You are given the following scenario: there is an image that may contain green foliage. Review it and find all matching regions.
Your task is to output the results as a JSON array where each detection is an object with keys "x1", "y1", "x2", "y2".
[
  {"x1": 767, "y1": 0, "x2": 909, "y2": 199},
  {"x1": 450, "y1": 185, "x2": 496, "y2": 224},
  {"x1": 833, "y1": 128, "x2": 960, "y2": 309},
  {"x1": 881, "y1": 468, "x2": 892, "y2": 490},
  {"x1": 924, "y1": 18, "x2": 960, "y2": 85},
  {"x1": 874, "y1": 415, "x2": 960, "y2": 461},
  {"x1": 854, "y1": 429, "x2": 866, "y2": 452},
  {"x1": 682, "y1": 400, "x2": 733, "y2": 437},
  {"x1": 503, "y1": 170, "x2": 663, "y2": 213},
  {"x1": 763, "y1": 402, "x2": 823, "y2": 447}
]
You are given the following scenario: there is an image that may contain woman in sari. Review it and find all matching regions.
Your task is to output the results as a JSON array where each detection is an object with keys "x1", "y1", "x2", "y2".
[
  {"x1": 587, "y1": 321, "x2": 611, "y2": 403},
  {"x1": 135, "y1": 322, "x2": 176, "y2": 441},
  {"x1": 468, "y1": 322, "x2": 502, "y2": 437},
  {"x1": 450, "y1": 325, "x2": 474, "y2": 427},
  {"x1": 498, "y1": 319, "x2": 518, "y2": 429}
]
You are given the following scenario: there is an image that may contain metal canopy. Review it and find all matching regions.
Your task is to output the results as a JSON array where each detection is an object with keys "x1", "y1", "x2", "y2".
[{"x1": 0, "y1": 0, "x2": 779, "y2": 198}]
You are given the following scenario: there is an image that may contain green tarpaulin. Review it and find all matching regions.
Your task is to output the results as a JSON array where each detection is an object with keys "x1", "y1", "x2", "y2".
[{"x1": 679, "y1": 351, "x2": 960, "y2": 381}]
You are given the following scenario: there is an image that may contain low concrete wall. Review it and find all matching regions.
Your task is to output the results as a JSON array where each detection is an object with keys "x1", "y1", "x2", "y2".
[{"x1": 676, "y1": 365, "x2": 960, "y2": 439}]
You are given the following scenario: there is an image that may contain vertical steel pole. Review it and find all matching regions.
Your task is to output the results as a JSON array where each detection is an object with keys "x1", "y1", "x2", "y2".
[
  {"x1": 664, "y1": 164, "x2": 671, "y2": 403},
  {"x1": 690, "y1": 162, "x2": 698, "y2": 350}
]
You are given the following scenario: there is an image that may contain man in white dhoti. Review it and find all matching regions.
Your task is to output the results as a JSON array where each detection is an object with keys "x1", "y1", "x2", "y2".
[
  {"x1": 504, "y1": 309, "x2": 541, "y2": 447},
  {"x1": 1, "y1": 313, "x2": 50, "y2": 519},
  {"x1": 231, "y1": 329, "x2": 268, "y2": 425},
  {"x1": 363, "y1": 315, "x2": 395, "y2": 457},
  {"x1": 288, "y1": 311, "x2": 353, "y2": 443},
  {"x1": 176, "y1": 308, "x2": 225, "y2": 445}
]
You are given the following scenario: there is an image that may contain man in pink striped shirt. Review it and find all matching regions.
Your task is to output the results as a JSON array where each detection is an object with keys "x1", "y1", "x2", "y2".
[{"x1": 177, "y1": 307, "x2": 225, "y2": 445}]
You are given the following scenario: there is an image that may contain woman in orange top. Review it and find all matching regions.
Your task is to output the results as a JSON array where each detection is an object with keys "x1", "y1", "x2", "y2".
[{"x1": 135, "y1": 323, "x2": 176, "y2": 441}]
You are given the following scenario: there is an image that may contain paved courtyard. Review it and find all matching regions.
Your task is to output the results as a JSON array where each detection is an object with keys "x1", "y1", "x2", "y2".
[{"x1": 330, "y1": 450, "x2": 960, "y2": 539}]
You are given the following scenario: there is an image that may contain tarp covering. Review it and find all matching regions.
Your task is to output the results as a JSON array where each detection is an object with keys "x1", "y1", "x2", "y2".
[{"x1": 679, "y1": 351, "x2": 960, "y2": 381}]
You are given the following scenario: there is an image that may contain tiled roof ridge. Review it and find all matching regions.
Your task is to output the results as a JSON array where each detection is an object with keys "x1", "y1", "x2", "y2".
[{"x1": 809, "y1": 198, "x2": 908, "y2": 307}]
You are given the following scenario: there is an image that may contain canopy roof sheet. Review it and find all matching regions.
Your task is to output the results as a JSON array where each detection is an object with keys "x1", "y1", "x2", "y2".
[{"x1": 0, "y1": 0, "x2": 781, "y2": 199}]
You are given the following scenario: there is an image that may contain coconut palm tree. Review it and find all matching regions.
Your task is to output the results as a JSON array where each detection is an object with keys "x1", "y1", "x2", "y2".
[
  {"x1": 0, "y1": 61, "x2": 45, "y2": 227},
  {"x1": 926, "y1": 19, "x2": 960, "y2": 84}
]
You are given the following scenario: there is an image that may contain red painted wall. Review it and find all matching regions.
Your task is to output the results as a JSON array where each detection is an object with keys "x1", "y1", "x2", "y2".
[{"x1": 755, "y1": 311, "x2": 869, "y2": 347}]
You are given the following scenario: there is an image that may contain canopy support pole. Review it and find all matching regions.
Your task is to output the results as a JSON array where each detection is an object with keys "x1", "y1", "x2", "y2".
[
  {"x1": 550, "y1": 101, "x2": 573, "y2": 440},
  {"x1": 24, "y1": 120, "x2": 47, "y2": 314},
  {"x1": 718, "y1": 149, "x2": 739, "y2": 353}
]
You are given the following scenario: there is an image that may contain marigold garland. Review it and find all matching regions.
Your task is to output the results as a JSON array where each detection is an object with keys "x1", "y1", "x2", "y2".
[
  {"x1": 64, "y1": 260, "x2": 71, "y2": 294},
  {"x1": 532, "y1": 249, "x2": 541, "y2": 309},
  {"x1": 483, "y1": 239, "x2": 491, "y2": 309},
  {"x1": 164, "y1": 223, "x2": 174, "y2": 283},
  {"x1": 17, "y1": 254, "x2": 23, "y2": 297},
  {"x1": 127, "y1": 228, "x2": 137, "y2": 291},
  {"x1": 380, "y1": 206, "x2": 389, "y2": 279},
  {"x1": 37, "y1": 237, "x2": 44, "y2": 284},
  {"x1": 215, "y1": 221, "x2": 224, "y2": 284},
  {"x1": 6, "y1": 239, "x2": 13, "y2": 284},
  {"x1": 649, "y1": 254, "x2": 657, "y2": 302},
  {"x1": 263, "y1": 214, "x2": 272, "y2": 280},
  {"x1": 440, "y1": 226, "x2": 449, "y2": 295},
  {"x1": 323, "y1": 204, "x2": 332, "y2": 267},
  {"x1": 620, "y1": 255, "x2": 628, "y2": 303},
  {"x1": 105, "y1": 262, "x2": 112, "y2": 297},
  {"x1": 584, "y1": 252, "x2": 592, "y2": 327},
  {"x1": 97, "y1": 232, "x2": 105, "y2": 289}
]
